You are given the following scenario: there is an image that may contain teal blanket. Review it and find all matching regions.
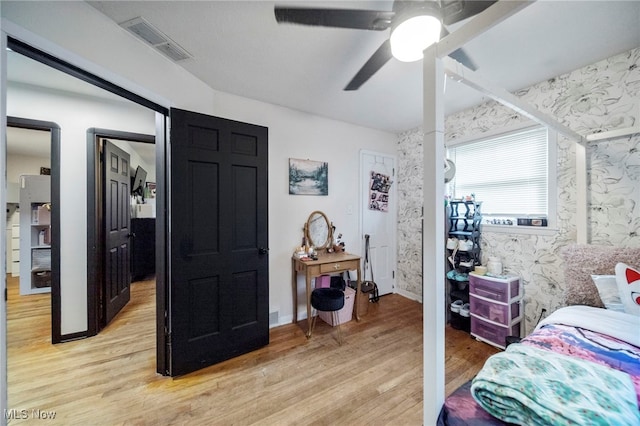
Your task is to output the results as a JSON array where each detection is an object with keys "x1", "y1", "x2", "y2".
[{"x1": 471, "y1": 344, "x2": 640, "y2": 426}]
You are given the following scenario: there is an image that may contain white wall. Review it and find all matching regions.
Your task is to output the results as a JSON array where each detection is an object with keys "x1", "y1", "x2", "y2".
[
  {"x1": 7, "y1": 83, "x2": 155, "y2": 334},
  {"x1": 6, "y1": 153, "x2": 50, "y2": 183},
  {"x1": 112, "y1": 140, "x2": 155, "y2": 183},
  {"x1": 2, "y1": 2, "x2": 397, "y2": 333},
  {"x1": 397, "y1": 47, "x2": 640, "y2": 334}
]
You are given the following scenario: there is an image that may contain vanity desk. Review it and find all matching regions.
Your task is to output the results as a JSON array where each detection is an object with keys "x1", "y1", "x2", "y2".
[{"x1": 291, "y1": 251, "x2": 362, "y2": 337}]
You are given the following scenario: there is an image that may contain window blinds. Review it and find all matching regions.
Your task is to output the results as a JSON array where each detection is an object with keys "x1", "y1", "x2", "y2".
[{"x1": 449, "y1": 127, "x2": 548, "y2": 217}]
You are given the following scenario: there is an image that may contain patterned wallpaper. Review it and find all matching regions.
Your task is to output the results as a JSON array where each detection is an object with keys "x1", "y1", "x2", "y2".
[{"x1": 397, "y1": 48, "x2": 640, "y2": 334}]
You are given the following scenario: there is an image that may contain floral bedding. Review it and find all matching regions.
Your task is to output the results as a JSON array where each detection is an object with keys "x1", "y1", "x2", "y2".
[{"x1": 438, "y1": 308, "x2": 640, "y2": 425}]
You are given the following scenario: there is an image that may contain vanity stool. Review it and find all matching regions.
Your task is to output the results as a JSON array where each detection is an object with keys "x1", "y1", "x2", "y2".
[{"x1": 310, "y1": 287, "x2": 345, "y2": 344}]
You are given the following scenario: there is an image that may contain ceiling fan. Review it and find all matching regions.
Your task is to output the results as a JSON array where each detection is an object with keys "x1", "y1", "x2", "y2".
[{"x1": 274, "y1": 1, "x2": 497, "y2": 90}]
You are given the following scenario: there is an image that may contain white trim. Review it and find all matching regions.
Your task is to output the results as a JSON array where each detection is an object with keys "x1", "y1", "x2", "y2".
[
  {"x1": 586, "y1": 126, "x2": 640, "y2": 141},
  {"x1": 446, "y1": 120, "x2": 537, "y2": 146},
  {"x1": 575, "y1": 142, "x2": 588, "y2": 244},
  {"x1": 482, "y1": 224, "x2": 558, "y2": 236},
  {"x1": 547, "y1": 129, "x2": 558, "y2": 231},
  {"x1": 1, "y1": 29, "x2": 9, "y2": 426},
  {"x1": 395, "y1": 288, "x2": 422, "y2": 303},
  {"x1": 1, "y1": 18, "x2": 171, "y2": 111}
]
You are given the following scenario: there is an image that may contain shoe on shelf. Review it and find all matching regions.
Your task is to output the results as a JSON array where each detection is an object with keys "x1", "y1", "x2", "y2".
[
  {"x1": 450, "y1": 299, "x2": 463, "y2": 313},
  {"x1": 459, "y1": 303, "x2": 470, "y2": 317},
  {"x1": 459, "y1": 260, "x2": 473, "y2": 268}
]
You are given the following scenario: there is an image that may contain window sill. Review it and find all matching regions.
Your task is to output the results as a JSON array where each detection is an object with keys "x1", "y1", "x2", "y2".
[{"x1": 480, "y1": 224, "x2": 558, "y2": 236}]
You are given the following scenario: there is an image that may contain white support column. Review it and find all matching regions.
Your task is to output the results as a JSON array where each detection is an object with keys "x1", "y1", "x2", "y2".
[
  {"x1": 1, "y1": 28, "x2": 9, "y2": 426},
  {"x1": 575, "y1": 142, "x2": 588, "y2": 244},
  {"x1": 422, "y1": 45, "x2": 445, "y2": 424}
]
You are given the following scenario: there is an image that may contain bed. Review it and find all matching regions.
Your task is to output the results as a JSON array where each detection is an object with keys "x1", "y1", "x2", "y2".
[{"x1": 438, "y1": 244, "x2": 640, "y2": 425}]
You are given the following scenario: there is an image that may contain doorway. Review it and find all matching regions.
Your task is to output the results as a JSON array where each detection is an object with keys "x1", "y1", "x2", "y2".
[
  {"x1": 5, "y1": 38, "x2": 162, "y2": 343},
  {"x1": 6, "y1": 117, "x2": 61, "y2": 340},
  {"x1": 360, "y1": 150, "x2": 397, "y2": 296},
  {"x1": 86, "y1": 129, "x2": 156, "y2": 336}
]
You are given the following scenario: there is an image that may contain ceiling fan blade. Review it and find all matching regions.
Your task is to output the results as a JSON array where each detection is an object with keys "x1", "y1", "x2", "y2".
[
  {"x1": 441, "y1": 1, "x2": 498, "y2": 25},
  {"x1": 344, "y1": 39, "x2": 392, "y2": 91},
  {"x1": 274, "y1": 7, "x2": 394, "y2": 31}
]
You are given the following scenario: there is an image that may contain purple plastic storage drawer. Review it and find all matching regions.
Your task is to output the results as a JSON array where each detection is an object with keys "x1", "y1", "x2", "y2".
[
  {"x1": 471, "y1": 317, "x2": 520, "y2": 349},
  {"x1": 469, "y1": 274, "x2": 520, "y2": 303},
  {"x1": 470, "y1": 294, "x2": 520, "y2": 326}
]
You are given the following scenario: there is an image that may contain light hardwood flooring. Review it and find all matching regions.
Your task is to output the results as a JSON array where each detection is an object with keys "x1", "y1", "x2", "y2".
[{"x1": 6, "y1": 275, "x2": 497, "y2": 425}]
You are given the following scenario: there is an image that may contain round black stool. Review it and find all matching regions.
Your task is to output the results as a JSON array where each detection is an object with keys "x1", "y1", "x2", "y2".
[{"x1": 309, "y1": 287, "x2": 345, "y2": 344}]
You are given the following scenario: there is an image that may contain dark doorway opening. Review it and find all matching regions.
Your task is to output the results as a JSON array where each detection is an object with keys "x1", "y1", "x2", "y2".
[
  {"x1": 6, "y1": 116, "x2": 62, "y2": 342},
  {"x1": 86, "y1": 129, "x2": 155, "y2": 337}
]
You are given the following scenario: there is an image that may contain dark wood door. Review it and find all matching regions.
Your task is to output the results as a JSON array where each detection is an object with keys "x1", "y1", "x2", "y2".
[
  {"x1": 167, "y1": 108, "x2": 269, "y2": 376},
  {"x1": 103, "y1": 139, "x2": 132, "y2": 324}
]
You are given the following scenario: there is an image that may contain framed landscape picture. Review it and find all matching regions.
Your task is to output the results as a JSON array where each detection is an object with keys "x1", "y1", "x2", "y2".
[{"x1": 288, "y1": 158, "x2": 328, "y2": 195}]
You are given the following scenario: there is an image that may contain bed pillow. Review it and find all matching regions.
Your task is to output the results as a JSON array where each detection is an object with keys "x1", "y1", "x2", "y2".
[
  {"x1": 561, "y1": 244, "x2": 640, "y2": 307},
  {"x1": 590, "y1": 275, "x2": 625, "y2": 312},
  {"x1": 614, "y1": 263, "x2": 640, "y2": 316}
]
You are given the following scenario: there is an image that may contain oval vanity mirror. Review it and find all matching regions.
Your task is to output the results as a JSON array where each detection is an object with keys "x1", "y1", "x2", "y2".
[{"x1": 305, "y1": 210, "x2": 333, "y2": 250}]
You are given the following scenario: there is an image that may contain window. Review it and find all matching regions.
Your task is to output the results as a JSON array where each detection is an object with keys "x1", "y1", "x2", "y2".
[{"x1": 447, "y1": 126, "x2": 556, "y2": 230}]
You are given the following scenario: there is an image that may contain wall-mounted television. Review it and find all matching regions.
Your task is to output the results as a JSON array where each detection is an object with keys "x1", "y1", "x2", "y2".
[{"x1": 131, "y1": 165, "x2": 147, "y2": 196}]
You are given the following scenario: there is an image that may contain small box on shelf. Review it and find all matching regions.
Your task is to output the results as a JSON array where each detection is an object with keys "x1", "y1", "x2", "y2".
[
  {"x1": 32, "y1": 204, "x2": 51, "y2": 225},
  {"x1": 32, "y1": 270, "x2": 52, "y2": 288}
]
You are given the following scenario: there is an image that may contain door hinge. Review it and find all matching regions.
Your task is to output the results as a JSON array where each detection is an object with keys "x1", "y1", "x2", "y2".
[
  {"x1": 4, "y1": 287, "x2": 7, "y2": 302},
  {"x1": 392, "y1": 270, "x2": 395, "y2": 279}
]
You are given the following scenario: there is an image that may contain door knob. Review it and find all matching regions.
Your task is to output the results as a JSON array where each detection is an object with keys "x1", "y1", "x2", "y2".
[{"x1": 258, "y1": 247, "x2": 269, "y2": 255}]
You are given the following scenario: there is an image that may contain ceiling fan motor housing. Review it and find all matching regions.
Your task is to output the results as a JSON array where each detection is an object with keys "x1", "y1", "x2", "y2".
[
  {"x1": 390, "y1": 1, "x2": 443, "y2": 62},
  {"x1": 392, "y1": 0, "x2": 443, "y2": 23}
]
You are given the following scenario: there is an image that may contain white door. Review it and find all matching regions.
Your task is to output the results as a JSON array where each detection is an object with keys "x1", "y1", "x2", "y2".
[{"x1": 360, "y1": 150, "x2": 397, "y2": 296}]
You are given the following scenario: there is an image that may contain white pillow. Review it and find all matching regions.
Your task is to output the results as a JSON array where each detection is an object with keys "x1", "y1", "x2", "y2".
[
  {"x1": 590, "y1": 275, "x2": 625, "y2": 312},
  {"x1": 614, "y1": 263, "x2": 640, "y2": 316}
]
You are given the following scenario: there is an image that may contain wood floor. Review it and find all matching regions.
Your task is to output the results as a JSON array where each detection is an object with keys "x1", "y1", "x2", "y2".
[{"x1": 6, "y1": 275, "x2": 497, "y2": 425}]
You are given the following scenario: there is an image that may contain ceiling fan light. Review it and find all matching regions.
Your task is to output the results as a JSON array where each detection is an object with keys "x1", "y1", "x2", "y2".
[{"x1": 390, "y1": 15, "x2": 441, "y2": 62}]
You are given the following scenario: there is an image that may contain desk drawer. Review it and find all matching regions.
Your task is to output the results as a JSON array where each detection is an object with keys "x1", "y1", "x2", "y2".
[{"x1": 320, "y1": 259, "x2": 358, "y2": 273}]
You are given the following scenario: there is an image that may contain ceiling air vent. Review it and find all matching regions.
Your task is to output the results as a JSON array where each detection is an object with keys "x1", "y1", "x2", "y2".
[{"x1": 120, "y1": 17, "x2": 192, "y2": 62}]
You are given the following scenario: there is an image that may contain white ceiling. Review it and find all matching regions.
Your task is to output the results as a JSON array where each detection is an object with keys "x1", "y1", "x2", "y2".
[{"x1": 83, "y1": 0, "x2": 640, "y2": 133}]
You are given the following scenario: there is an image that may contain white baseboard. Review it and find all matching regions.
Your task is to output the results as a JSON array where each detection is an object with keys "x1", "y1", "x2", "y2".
[{"x1": 395, "y1": 288, "x2": 422, "y2": 303}]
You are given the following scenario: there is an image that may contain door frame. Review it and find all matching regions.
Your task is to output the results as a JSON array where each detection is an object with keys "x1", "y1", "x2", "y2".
[
  {"x1": 2, "y1": 27, "x2": 171, "y2": 422},
  {"x1": 86, "y1": 129, "x2": 155, "y2": 337},
  {"x1": 359, "y1": 149, "x2": 398, "y2": 296},
  {"x1": 6, "y1": 116, "x2": 62, "y2": 341},
  {"x1": 4, "y1": 37, "x2": 168, "y2": 341}
]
